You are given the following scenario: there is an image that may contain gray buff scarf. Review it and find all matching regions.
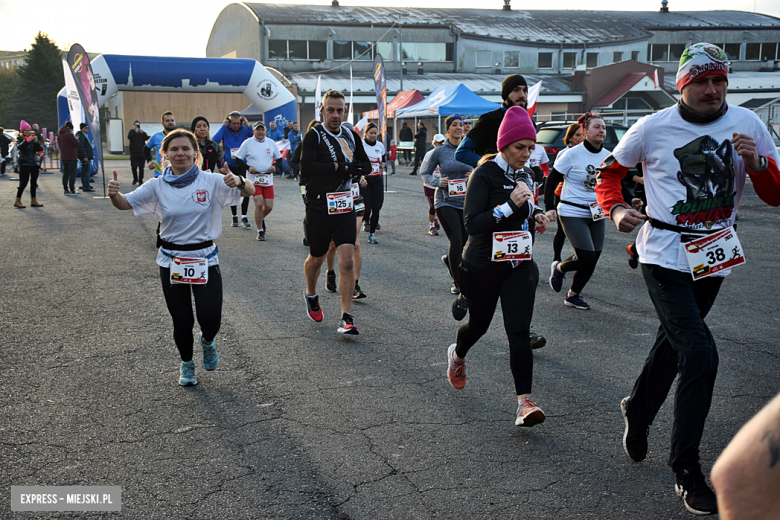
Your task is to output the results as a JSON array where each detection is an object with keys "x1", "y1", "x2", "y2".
[{"x1": 161, "y1": 164, "x2": 200, "y2": 188}]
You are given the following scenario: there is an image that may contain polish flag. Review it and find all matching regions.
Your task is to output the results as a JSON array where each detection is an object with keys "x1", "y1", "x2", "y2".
[
  {"x1": 355, "y1": 114, "x2": 370, "y2": 133},
  {"x1": 653, "y1": 70, "x2": 660, "y2": 89},
  {"x1": 526, "y1": 81, "x2": 543, "y2": 118},
  {"x1": 276, "y1": 139, "x2": 291, "y2": 160}
]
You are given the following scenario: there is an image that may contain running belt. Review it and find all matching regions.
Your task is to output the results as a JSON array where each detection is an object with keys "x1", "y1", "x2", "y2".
[
  {"x1": 647, "y1": 218, "x2": 719, "y2": 235},
  {"x1": 160, "y1": 240, "x2": 214, "y2": 251},
  {"x1": 559, "y1": 200, "x2": 591, "y2": 210}
]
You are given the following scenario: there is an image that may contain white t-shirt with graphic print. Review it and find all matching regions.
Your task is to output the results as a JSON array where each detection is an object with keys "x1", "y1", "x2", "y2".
[
  {"x1": 611, "y1": 104, "x2": 780, "y2": 273},
  {"x1": 553, "y1": 142, "x2": 611, "y2": 219},
  {"x1": 234, "y1": 137, "x2": 282, "y2": 186},
  {"x1": 124, "y1": 172, "x2": 242, "y2": 267}
]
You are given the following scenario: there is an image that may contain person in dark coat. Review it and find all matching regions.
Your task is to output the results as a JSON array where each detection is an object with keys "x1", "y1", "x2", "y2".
[
  {"x1": 58, "y1": 122, "x2": 80, "y2": 194},
  {"x1": 127, "y1": 121, "x2": 149, "y2": 185},
  {"x1": 75, "y1": 123, "x2": 94, "y2": 192},
  {"x1": 410, "y1": 121, "x2": 427, "y2": 175},
  {"x1": 399, "y1": 122, "x2": 413, "y2": 165},
  {"x1": 191, "y1": 116, "x2": 222, "y2": 173},
  {"x1": 14, "y1": 120, "x2": 44, "y2": 207},
  {"x1": 0, "y1": 128, "x2": 10, "y2": 176}
]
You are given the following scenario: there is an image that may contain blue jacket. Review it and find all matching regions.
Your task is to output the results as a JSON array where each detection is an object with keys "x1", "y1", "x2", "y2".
[
  {"x1": 288, "y1": 129, "x2": 302, "y2": 152},
  {"x1": 267, "y1": 127, "x2": 284, "y2": 142},
  {"x1": 212, "y1": 124, "x2": 253, "y2": 167}
]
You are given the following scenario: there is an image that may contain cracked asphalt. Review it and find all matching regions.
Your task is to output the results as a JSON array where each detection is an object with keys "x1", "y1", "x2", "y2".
[{"x1": 1, "y1": 162, "x2": 778, "y2": 519}]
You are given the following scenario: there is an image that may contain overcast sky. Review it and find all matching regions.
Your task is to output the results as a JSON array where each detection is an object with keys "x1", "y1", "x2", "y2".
[{"x1": 1, "y1": 0, "x2": 778, "y2": 58}]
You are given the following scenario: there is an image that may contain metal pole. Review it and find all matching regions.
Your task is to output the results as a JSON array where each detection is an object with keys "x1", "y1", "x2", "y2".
[{"x1": 399, "y1": 25, "x2": 403, "y2": 93}]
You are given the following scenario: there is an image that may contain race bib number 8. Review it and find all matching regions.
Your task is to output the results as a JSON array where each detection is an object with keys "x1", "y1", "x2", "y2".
[
  {"x1": 170, "y1": 257, "x2": 208, "y2": 285},
  {"x1": 327, "y1": 191, "x2": 353, "y2": 215},
  {"x1": 449, "y1": 178, "x2": 467, "y2": 197},
  {"x1": 681, "y1": 227, "x2": 745, "y2": 280},
  {"x1": 492, "y1": 231, "x2": 533, "y2": 262}
]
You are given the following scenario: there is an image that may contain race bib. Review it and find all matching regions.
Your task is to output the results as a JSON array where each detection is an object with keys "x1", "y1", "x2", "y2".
[
  {"x1": 679, "y1": 227, "x2": 745, "y2": 280},
  {"x1": 448, "y1": 178, "x2": 467, "y2": 197},
  {"x1": 327, "y1": 191, "x2": 353, "y2": 214},
  {"x1": 170, "y1": 256, "x2": 208, "y2": 285},
  {"x1": 492, "y1": 231, "x2": 533, "y2": 262},
  {"x1": 371, "y1": 162, "x2": 381, "y2": 174},
  {"x1": 589, "y1": 202, "x2": 606, "y2": 221},
  {"x1": 351, "y1": 182, "x2": 360, "y2": 200},
  {"x1": 230, "y1": 148, "x2": 239, "y2": 158},
  {"x1": 254, "y1": 173, "x2": 272, "y2": 187}
]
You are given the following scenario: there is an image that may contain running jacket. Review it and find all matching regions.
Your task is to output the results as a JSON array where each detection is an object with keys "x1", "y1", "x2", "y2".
[
  {"x1": 455, "y1": 104, "x2": 508, "y2": 167},
  {"x1": 212, "y1": 124, "x2": 253, "y2": 168},
  {"x1": 300, "y1": 124, "x2": 371, "y2": 212},
  {"x1": 462, "y1": 157, "x2": 542, "y2": 270}
]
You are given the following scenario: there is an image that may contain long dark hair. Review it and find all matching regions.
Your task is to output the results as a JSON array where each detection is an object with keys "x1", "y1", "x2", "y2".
[{"x1": 563, "y1": 123, "x2": 580, "y2": 146}]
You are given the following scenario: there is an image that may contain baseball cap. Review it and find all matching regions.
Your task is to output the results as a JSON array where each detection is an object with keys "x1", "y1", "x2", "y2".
[{"x1": 433, "y1": 133, "x2": 446, "y2": 142}]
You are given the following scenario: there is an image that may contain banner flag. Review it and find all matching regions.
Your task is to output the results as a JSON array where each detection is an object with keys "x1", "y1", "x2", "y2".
[
  {"x1": 373, "y1": 54, "x2": 387, "y2": 146},
  {"x1": 61, "y1": 59, "x2": 83, "y2": 130},
  {"x1": 314, "y1": 76, "x2": 322, "y2": 122},
  {"x1": 526, "y1": 80, "x2": 543, "y2": 118},
  {"x1": 67, "y1": 44, "x2": 104, "y2": 189},
  {"x1": 348, "y1": 67, "x2": 354, "y2": 125}
]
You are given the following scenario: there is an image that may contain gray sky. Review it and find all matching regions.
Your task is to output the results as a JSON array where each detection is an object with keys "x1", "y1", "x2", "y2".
[{"x1": 1, "y1": 0, "x2": 778, "y2": 57}]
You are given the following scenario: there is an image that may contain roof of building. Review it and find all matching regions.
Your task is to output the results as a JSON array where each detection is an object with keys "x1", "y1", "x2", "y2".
[
  {"x1": 739, "y1": 97, "x2": 780, "y2": 108},
  {"x1": 592, "y1": 72, "x2": 650, "y2": 107},
  {"x1": 244, "y1": 4, "x2": 780, "y2": 45}
]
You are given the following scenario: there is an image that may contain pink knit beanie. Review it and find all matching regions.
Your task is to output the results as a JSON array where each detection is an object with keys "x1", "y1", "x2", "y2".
[
  {"x1": 497, "y1": 107, "x2": 536, "y2": 152},
  {"x1": 19, "y1": 120, "x2": 31, "y2": 132}
]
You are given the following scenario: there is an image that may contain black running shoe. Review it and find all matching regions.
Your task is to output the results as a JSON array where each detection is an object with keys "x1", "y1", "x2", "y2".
[
  {"x1": 675, "y1": 467, "x2": 718, "y2": 515},
  {"x1": 353, "y1": 282, "x2": 366, "y2": 299},
  {"x1": 231, "y1": 216, "x2": 239, "y2": 227},
  {"x1": 627, "y1": 243, "x2": 639, "y2": 269},
  {"x1": 549, "y1": 261, "x2": 565, "y2": 293},
  {"x1": 256, "y1": 230, "x2": 265, "y2": 241},
  {"x1": 450, "y1": 281, "x2": 460, "y2": 295},
  {"x1": 452, "y1": 294, "x2": 468, "y2": 321},
  {"x1": 529, "y1": 332, "x2": 546, "y2": 350},
  {"x1": 338, "y1": 313, "x2": 359, "y2": 335},
  {"x1": 621, "y1": 397, "x2": 649, "y2": 462},
  {"x1": 441, "y1": 254, "x2": 453, "y2": 279},
  {"x1": 326, "y1": 271, "x2": 337, "y2": 293}
]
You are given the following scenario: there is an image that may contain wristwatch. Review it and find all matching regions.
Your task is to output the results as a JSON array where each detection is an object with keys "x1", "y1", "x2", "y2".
[
  {"x1": 237, "y1": 175, "x2": 246, "y2": 190},
  {"x1": 755, "y1": 155, "x2": 768, "y2": 172}
]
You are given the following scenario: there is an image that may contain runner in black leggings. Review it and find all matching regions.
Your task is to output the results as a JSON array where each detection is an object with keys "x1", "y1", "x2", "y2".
[
  {"x1": 360, "y1": 123, "x2": 386, "y2": 244},
  {"x1": 446, "y1": 106, "x2": 550, "y2": 426}
]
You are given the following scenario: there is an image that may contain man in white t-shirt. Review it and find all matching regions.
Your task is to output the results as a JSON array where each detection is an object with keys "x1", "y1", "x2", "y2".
[
  {"x1": 596, "y1": 43, "x2": 780, "y2": 516},
  {"x1": 234, "y1": 121, "x2": 282, "y2": 241}
]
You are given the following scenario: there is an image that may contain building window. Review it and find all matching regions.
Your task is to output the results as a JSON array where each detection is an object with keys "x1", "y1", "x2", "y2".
[
  {"x1": 401, "y1": 43, "x2": 451, "y2": 62},
  {"x1": 745, "y1": 43, "x2": 761, "y2": 61},
  {"x1": 310, "y1": 41, "x2": 327, "y2": 61},
  {"x1": 353, "y1": 41, "x2": 373, "y2": 60},
  {"x1": 761, "y1": 43, "x2": 778, "y2": 61},
  {"x1": 551, "y1": 111, "x2": 567, "y2": 121},
  {"x1": 269, "y1": 39, "x2": 328, "y2": 60},
  {"x1": 476, "y1": 50, "x2": 492, "y2": 68},
  {"x1": 563, "y1": 52, "x2": 577, "y2": 68},
  {"x1": 375, "y1": 42, "x2": 393, "y2": 60},
  {"x1": 538, "y1": 52, "x2": 553, "y2": 69},
  {"x1": 611, "y1": 97, "x2": 652, "y2": 110},
  {"x1": 613, "y1": 52, "x2": 623, "y2": 63},
  {"x1": 268, "y1": 39, "x2": 287, "y2": 59},
  {"x1": 631, "y1": 50, "x2": 640, "y2": 61},
  {"x1": 669, "y1": 44, "x2": 685, "y2": 62},
  {"x1": 586, "y1": 52, "x2": 598, "y2": 68},
  {"x1": 650, "y1": 44, "x2": 668, "y2": 62},
  {"x1": 504, "y1": 51, "x2": 519, "y2": 68},
  {"x1": 416, "y1": 43, "x2": 435, "y2": 62},
  {"x1": 333, "y1": 41, "x2": 351, "y2": 60},
  {"x1": 288, "y1": 40, "x2": 307, "y2": 60}
]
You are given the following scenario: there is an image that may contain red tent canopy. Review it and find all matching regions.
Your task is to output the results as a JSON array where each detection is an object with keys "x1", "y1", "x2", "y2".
[{"x1": 363, "y1": 90, "x2": 424, "y2": 119}]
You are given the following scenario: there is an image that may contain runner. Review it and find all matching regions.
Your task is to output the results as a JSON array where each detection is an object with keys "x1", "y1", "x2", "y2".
[
  {"x1": 107, "y1": 129, "x2": 255, "y2": 386},
  {"x1": 190, "y1": 116, "x2": 221, "y2": 172},
  {"x1": 360, "y1": 123, "x2": 386, "y2": 245},
  {"x1": 421, "y1": 115, "x2": 471, "y2": 301},
  {"x1": 420, "y1": 134, "x2": 445, "y2": 236},
  {"x1": 549, "y1": 123, "x2": 583, "y2": 265},
  {"x1": 233, "y1": 121, "x2": 283, "y2": 241},
  {"x1": 446, "y1": 106, "x2": 549, "y2": 426},
  {"x1": 300, "y1": 90, "x2": 372, "y2": 335},
  {"x1": 145, "y1": 111, "x2": 176, "y2": 179},
  {"x1": 544, "y1": 113, "x2": 611, "y2": 310},
  {"x1": 595, "y1": 43, "x2": 780, "y2": 516},
  {"x1": 212, "y1": 111, "x2": 253, "y2": 228}
]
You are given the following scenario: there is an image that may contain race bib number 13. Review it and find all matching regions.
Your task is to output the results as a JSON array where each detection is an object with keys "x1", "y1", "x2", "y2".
[
  {"x1": 170, "y1": 257, "x2": 208, "y2": 285},
  {"x1": 492, "y1": 231, "x2": 533, "y2": 262},
  {"x1": 681, "y1": 227, "x2": 745, "y2": 280}
]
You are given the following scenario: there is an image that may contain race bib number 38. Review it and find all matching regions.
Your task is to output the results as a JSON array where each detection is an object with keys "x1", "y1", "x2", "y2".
[
  {"x1": 326, "y1": 191, "x2": 353, "y2": 215},
  {"x1": 170, "y1": 257, "x2": 208, "y2": 285},
  {"x1": 682, "y1": 227, "x2": 745, "y2": 280},
  {"x1": 492, "y1": 231, "x2": 533, "y2": 262}
]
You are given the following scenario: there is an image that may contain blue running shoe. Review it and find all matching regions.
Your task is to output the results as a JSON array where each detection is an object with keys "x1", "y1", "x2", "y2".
[
  {"x1": 200, "y1": 334, "x2": 218, "y2": 371},
  {"x1": 179, "y1": 360, "x2": 197, "y2": 386}
]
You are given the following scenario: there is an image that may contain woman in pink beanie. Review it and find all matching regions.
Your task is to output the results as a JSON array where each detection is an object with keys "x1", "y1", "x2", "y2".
[
  {"x1": 445, "y1": 106, "x2": 550, "y2": 427},
  {"x1": 14, "y1": 120, "x2": 44, "y2": 208}
]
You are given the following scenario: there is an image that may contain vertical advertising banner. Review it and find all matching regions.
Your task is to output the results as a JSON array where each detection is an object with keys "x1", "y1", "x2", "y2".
[
  {"x1": 61, "y1": 59, "x2": 83, "y2": 130},
  {"x1": 314, "y1": 76, "x2": 322, "y2": 122},
  {"x1": 67, "y1": 44, "x2": 103, "y2": 181},
  {"x1": 373, "y1": 54, "x2": 387, "y2": 148}
]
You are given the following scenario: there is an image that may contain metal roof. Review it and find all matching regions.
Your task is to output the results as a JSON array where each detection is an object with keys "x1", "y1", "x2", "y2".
[
  {"x1": 244, "y1": 4, "x2": 780, "y2": 45},
  {"x1": 739, "y1": 97, "x2": 780, "y2": 108}
]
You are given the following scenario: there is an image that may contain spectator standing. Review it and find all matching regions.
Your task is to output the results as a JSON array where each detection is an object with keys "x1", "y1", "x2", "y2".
[
  {"x1": 266, "y1": 121, "x2": 284, "y2": 142},
  {"x1": 399, "y1": 122, "x2": 413, "y2": 165},
  {"x1": 127, "y1": 121, "x2": 149, "y2": 185},
  {"x1": 288, "y1": 122, "x2": 302, "y2": 179},
  {"x1": 410, "y1": 121, "x2": 427, "y2": 175},
  {"x1": 14, "y1": 120, "x2": 43, "y2": 208},
  {"x1": 75, "y1": 123, "x2": 95, "y2": 192},
  {"x1": 0, "y1": 128, "x2": 10, "y2": 176},
  {"x1": 284, "y1": 120, "x2": 293, "y2": 139},
  {"x1": 388, "y1": 140, "x2": 397, "y2": 175},
  {"x1": 58, "y1": 121, "x2": 80, "y2": 195}
]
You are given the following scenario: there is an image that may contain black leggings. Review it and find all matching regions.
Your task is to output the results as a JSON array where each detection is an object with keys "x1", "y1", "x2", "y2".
[
  {"x1": 361, "y1": 177, "x2": 384, "y2": 233},
  {"x1": 230, "y1": 197, "x2": 250, "y2": 217},
  {"x1": 17, "y1": 165, "x2": 40, "y2": 198},
  {"x1": 436, "y1": 206, "x2": 467, "y2": 284},
  {"x1": 552, "y1": 221, "x2": 567, "y2": 262},
  {"x1": 456, "y1": 261, "x2": 539, "y2": 396},
  {"x1": 160, "y1": 265, "x2": 223, "y2": 362}
]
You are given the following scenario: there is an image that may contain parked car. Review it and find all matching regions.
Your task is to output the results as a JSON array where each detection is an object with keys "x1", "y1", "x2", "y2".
[{"x1": 535, "y1": 122, "x2": 628, "y2": 168}]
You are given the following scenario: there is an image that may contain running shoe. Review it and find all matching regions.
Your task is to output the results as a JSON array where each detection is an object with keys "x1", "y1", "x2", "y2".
[
  {"x1": 242, "y1": 217, "x2": 251, "y2": 228},
  {"x1": 338, "y1": 313, "x2": 359, "y2": 335},
  {"x1": 231, "y1": 216, "x2": 239, "y2": 227},
  {"x1": 450, "y1": 281, "x2": 460, "y2": 295},
  {"x1": 515, "y1": 398, "x2": 545, "y2": 427},
  {"x1": 446, "y1": 343, "x2": 466, "y2": 389},
  {"x1": 353, "y1": 282, "x2": 367, "y2": 299},
  {"x1": 428, "y1": 227, "x2": 438, "y2": 236},
  {"x1": 179, "y1": 360, "x2": 197, "y2": 386},
  {"x1": 564, "y1": 293, "x2": 590, "y2": 310},
  {"x1": 64, "y1": 189, "x2": 70, "y2": 196},
  {"x1": 675, "y1": 468, "x2": 718, "y2": 515},
  {"x1": 305, "y1": 294, "x2": 323, "y2": 322},
  {"x1": 621, "y1": 397, "x2": 649, "y2": 463},
  {"x1": 257, "y1": 230, "x2": 265, "y2": 241},
  {"x1": 368, "y1": 233, "x2": 379, "y2": 244},
  {"x1": 549, "y1": 261, "x2": 565, "y2": 293},
  {"x1": 262, "y1": 219, "x2": 267, "y2": 232},
  {"x1": 434, "y1": 220, "x2": 440, "y2": 230},
  {"x1": 441, "y1": 254, "x2": 452, "y2": 278},
  {"x1": 363, "y1": 221, "x2": 370, "y2": 232},
  {"x1": 326, "y1": 271, "x2": 337, "y2": 293},
  {"x1": 303, "y1": 237, "x2": 309, "y2": 247},
  {"x1": 200, "y1": 334, "x2": 218, "y2": 371},
  {"x1": 376, "y1": 223, "x2": 381, "y2": 231},
  {"x1": 627, "y1": 243, "x2": 639, "y2": 269},
  {"x1": 70, "y1": 189, "x2": 79, "y2": 195},
  {"x1": 452, "y1": 294, "x2": 468, "y2": 321},
  {"x1": 529, "y1": 332, "x2": 546, "y2": 350}
]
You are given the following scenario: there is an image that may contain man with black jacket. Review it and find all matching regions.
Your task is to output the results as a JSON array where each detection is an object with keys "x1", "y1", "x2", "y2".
[
  {"x1": 399, "y1": 122, "x2": 413, "y2": 165},
  {"x1": 75, "y1": 123, "x2": 95, "y2": 192},
  {"x1": 127, "y1": 121, "x2": 149, "y2": 185},
  {"x1": 0, "y1": 128, "x2": 10, "y2": 175},
  {"x1": 301, "y1": 89, "x2": 372, "y2": 335},
  {"x1": 410, "y1": 121, "x2": 427, "y2": 175}
]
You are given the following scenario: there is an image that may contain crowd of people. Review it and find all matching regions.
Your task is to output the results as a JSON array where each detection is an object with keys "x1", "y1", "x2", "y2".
[{"x1": 12, "y1": 42, "x2": 780, "y2": 517}]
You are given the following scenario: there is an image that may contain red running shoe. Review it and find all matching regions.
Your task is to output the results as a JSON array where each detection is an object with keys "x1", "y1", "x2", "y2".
[{"x1": 305, "y1": 294, "x2": 323, "y2": 322}]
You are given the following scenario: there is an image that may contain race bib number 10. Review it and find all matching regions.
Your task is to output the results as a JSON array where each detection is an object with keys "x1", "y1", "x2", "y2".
[
  {"x1": 492, "y1": 231, "x2": 533, "y2": 262},
  {"x1": 327, "y1": 191, "x2": 354, "y2": 215},
  {"x1": 681, "y1": 227, "x2": 745, "y2": 280},
  {"x1": 170, "y1": 257, "x2": 208, "y2": 285}
]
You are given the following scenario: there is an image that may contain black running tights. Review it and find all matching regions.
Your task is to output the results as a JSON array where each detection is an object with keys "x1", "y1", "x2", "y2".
[
  {"x1": 455, "y1": 260, "x2": 539, "y2": 396},
  {"x1": 17, "y1": 165, "x2": 39, "y2": 198},
  {"x1": 436, "y1": 206, "x2": 467, "y2": 284},
  {"x1": 552, "y1": 221, "x2": 567, "y2": 262},
  {"x1": 361, "y1": 177, "x2": 384, "y2": 233},
  {"x1": 159, "y1": 265, "x2": 223, "y2": 362},
  {"x1": 230, "y1": 197, "x2": 250, "y2": 216}
]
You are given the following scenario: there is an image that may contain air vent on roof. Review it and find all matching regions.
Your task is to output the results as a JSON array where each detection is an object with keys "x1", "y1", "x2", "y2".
[
  {"x1": 332, "y1": 0, "x2": 340, "y2": 6},
  {"x1": 660, "y1": 0, "x2": 669, "y2": 13},
  {"x1": 503, "y1": 0, "x2": 511, "y2": 11}
]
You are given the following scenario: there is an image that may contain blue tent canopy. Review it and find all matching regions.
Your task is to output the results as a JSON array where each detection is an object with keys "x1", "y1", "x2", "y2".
[{"x1": 395, "y1": 83, "x2": 500, "y2": 118}]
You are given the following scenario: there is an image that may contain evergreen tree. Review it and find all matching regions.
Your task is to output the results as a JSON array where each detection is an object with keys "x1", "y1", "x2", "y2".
[
  {"x1": 12, "y1": 32, "x2": 64, "y2": 132},
  {"x1": 0, "y1": 68, "x2": 20, "y2": 130}
]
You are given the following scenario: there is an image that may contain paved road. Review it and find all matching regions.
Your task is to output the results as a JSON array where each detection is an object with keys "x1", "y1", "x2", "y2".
[{"x1": 1, "y1": 163, "x2": 778, "y2": 519}]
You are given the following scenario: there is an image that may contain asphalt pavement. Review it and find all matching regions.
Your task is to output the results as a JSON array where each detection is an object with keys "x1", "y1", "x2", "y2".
[{"x1": 1, "y1": 162, "x2": 778, "y2": 519}]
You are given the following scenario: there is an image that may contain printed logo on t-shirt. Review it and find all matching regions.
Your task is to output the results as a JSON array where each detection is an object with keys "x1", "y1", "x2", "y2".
[
  {"x1": 584, "y1": 165, "x2": 598, "y2": 192},
  {"x1": 193, "y1": 189, "x2": 210, "y2": 206},
  {"x1": 672, "y1": 135, "x2": 735, "y2": 229}
]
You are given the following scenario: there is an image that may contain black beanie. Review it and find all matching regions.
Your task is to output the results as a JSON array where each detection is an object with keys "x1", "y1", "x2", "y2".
[
  {"x1": 501, "y1": 74, "x2": 528, "y2": 101},
  {"x1": 190, "y1": 116, "x2": 209, "y2": 133}
]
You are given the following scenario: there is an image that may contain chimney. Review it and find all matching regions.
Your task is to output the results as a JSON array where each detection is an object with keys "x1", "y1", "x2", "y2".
[
  {"x1": 503, "y1": 0, "x2": 511, "y2": 11},
  {"x1": 332, "y1": 0, "x2": 340, "y2": 6},
  {"x1": 660, "y1": 0, "x2": 669, "y2": 13}
]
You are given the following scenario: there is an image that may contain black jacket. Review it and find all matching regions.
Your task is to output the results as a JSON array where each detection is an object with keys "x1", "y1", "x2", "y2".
[
  {"x1": 16, "y1": 135, "x2": 43, "y2": 168},
  {"x1": 399, "y1": 126, "x2": 413, "y2": 142},
  {"x1": 127, "y1": 129, "x2": 149, "y2": 155},
  {"x1": 466, "y1": 105, "x2": 507, "y2": 157},
  {"x1": 76, "y1": 131, "x2": 93, "y2": 161},
  {"x1": 300, "y1": 124, "x2": 371, "y2": 211},
  {"x1": 198, "y1": 139, "x2": 221, "y2": 172},
  {"x1": 414, "y1": 127, "x2": 427, "y2": 149},
  {"x1": 0, "y1": 133, "x2": 10, "y2": 157},
  {"x1": 462, "y1": 159, "x2": 541, "y2": 270}
]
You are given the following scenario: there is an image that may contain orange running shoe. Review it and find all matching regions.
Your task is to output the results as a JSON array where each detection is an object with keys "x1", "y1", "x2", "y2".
[{"x1": 447, "y1": 343, "x2": 466, "y2": 389}]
